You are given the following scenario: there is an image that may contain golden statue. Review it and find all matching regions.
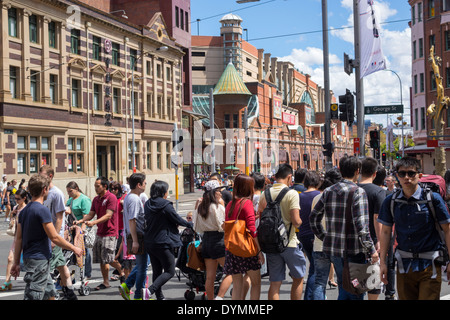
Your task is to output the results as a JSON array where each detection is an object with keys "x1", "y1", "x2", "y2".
[{"x1": 427, "y1": 46, "x2": 449, "y2": 177}]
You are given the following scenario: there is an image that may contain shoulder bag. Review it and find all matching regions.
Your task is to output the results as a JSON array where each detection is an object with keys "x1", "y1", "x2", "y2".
[
  {"x1": 341, "y1": 187, "x2": 380, "y2": 296},
  {"x1": 223, "y1": 199, "x2": 258, "y2": 258}
]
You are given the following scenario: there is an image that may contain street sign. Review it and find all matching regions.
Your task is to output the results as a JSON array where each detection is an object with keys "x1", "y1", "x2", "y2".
[
  {"x1": 365, "y1": 105, "x2": 403, "y2": 115},
  {"x1": 354, "y1": 138, "x2": 360, "y2": 155},
  {"x1": 427, "y1": 140, "x2": 450, "y2": 148}
]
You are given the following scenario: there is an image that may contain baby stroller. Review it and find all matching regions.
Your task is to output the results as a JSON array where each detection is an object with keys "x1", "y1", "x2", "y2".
[
  {"x1": 51, "y1": 213, "x2": 91, "y2": 298},
  {"x1": 175, "y1": 228, "x2": 223, "y2": 300}
]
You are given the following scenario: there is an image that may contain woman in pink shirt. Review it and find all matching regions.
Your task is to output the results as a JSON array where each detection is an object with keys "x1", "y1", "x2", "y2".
[{"x1": 223, "y1": 174, "x2": 264, "y2": 300}]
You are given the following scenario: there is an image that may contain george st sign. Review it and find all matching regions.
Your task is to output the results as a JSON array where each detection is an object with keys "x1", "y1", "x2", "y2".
[{"x1": 365, "y1": 105, "x2": 403, "y2": 115}]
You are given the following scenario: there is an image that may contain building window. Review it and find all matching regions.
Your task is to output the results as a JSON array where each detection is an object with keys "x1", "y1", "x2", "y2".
[
  {"x1": 17, "y1": 135, "x2": 51, "y2": 175},
  {"x1": 421, "y1": 107, "x2": 426, "y2": 130},
  {"x1": 419, "y1": 38, "x2": 423, "y2": 58},
  {"x1": 71, "y1": 78, "x2": 80, "y2": 107},
  {"x1": 418, "y1": 2, "x2": 422, "y2": 21},
  {"x1": 133, "y1": 92, "x2": 139, "y2": 116},
  {"x1": 50, "y1": 74, "x2": 57, "y2": 104},
  {"x1": 48, "y1": 21, "x2": 56, "y2": 48},
  {"x1": 93, "y1": 36, "x2": 101, "y2": 61},
  {"x1": 166, "y1": 65, "x2": 172, "y2": 82},
  {"x1": 157, "y1": 62, "x2": 162, "y2": 78},
  {"x1": 429, "y1": 0, "x2": 435, "y2": 18},
  {"x1": 146, "y1": 60, "x2": 152, "y2": 76},
  {"x1": 192, "y1": 51, "x2": 206, "y2": 57},
  {"x1": 414, "y1": 74, "x2": 418, "y2": 94},
  {"x1": 431, "y1": 72, "x2": 437, "y2": 90},
  {"x1": 166, "y1": 142, "x2": 171, "y2": 170},
  {"x1": 156, "y1": 142, "x2": 162, "y2": 170},
  {"x1": 180, "y1": 8, "x2": 184, "y2": 31},
  {"x1": 147, "y1": 93, "x2": 153, "y2": 117},
  {"x1": 445, "y1": 0, "x2": 450, "y2": 12},
  {"x1": 185, "y1": 11, "x2": 189, "y2": 32},
  {"x1": 71, "y1": 29, "x2": 80, "y2": 55},
  {"x1": 224, "y1": 114, "x2": 230, "y2": 128},
  {"x1": 113, "y1": 87, "x2": 120, "y2": 113},
  {"x1": 415, "y1": 108, "x2": 419, "y2": 130},
  {"x1": 30, "y1": 71, "x2": 39, "y2": 102},
  {"x1": 412, "y1": 5, "x2": 415, "y2": 25},
  {"x1": 157, "y1": 95, "x2": 163, "y2": 116},
  {"x1": 8, "y1": 8, "x2": 17, "y2": 37},
  {"x1": 68, "y1": 137, "x2": 84, "y2": 173},
  {"x1": 29, "y1": 15, "x2": 38, "y2": 43},
  {"x1": 128, "y1": 141, "x2": 139, "y2": 171},
  {"x1": 420, "y1": 73, "x2": 424, "y2": 92},
  {"x1": 112, "y1": 42, "x2": 120, "y2": 66},
  {"x1": 10, "y1": 66, "x2": 18, "y2": 99},
  {"x1": 192, "y1": 66, "x2": 206, "y2": 71},
  {"x1": 429, "y1": 34, "x2": 435, "y2": 50},
  {"x1": 146, "y1": 141, "x2": 152, "y2": 170},
  {"x1": 130, "y1": 49, "x2": 138, "y2": 71},
  {"x1": 413, "y1": 40, "x2": 416, "y2": 59},
  {"x1": 167, "y1": 97, "x2": 173, "y2": 120},
  {"x1": 233, "y1": 114, "x2": 238, "y2": 128},
  {"x1": 175, "y1": 6, "x2": 179, "y2": 28},
  {"x1": 93, "y1": 83, "x2": 101, "y2": 110}
]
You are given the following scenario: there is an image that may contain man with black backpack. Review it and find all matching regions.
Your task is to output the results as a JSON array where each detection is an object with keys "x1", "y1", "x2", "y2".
[
  {"x1": 257, "y1": 164, "x2": 306, "y2": 300},
  {"x1": 378, "y1": 157, "x2": 450, "y2": 300}
]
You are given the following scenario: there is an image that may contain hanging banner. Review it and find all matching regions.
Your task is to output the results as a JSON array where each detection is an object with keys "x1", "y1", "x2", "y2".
[{"x1": 359, "y1": 0, "x2": 386, "y2": 78}]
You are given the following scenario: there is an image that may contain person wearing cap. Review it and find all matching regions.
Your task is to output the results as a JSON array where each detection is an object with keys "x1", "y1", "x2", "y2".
[{"x1": 193, "y1": 180, "x2": 230, "y2": 300}]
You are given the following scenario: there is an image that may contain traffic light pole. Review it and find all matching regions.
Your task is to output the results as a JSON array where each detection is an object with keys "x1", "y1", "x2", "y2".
[
  {"x1": 322, "y1": 0, "x2": 332, "y2": 170},
  {"x1": 353, "y1": 0, "x2": 365, "y2": 157}
]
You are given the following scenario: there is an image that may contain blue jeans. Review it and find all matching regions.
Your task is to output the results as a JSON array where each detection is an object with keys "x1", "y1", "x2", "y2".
[
  {"x1": 312, "y1": 251, "x2": 330, "y2": 300},
  {"x1": 299, "y1": 234, "x2": 315, "y2": 300},
  {"x1": 312, "y1": 251, "x2": 366, "y2": 300},
  {"x1": 125, "y1": 253, "x2": 149, "y2": 299}
]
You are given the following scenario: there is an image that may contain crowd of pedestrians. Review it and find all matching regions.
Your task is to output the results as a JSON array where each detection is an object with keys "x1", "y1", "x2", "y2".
[{"x1": 2, "y1": 155, "x2": 450, "y2": 300}]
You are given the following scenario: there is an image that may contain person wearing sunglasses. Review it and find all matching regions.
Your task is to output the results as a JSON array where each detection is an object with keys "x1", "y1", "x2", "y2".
[{"x1": 378, "y1": 156, "x2": 450, "y2": 300}]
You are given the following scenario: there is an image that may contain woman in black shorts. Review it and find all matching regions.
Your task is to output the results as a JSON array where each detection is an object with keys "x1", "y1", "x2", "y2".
[{"x1": 194, "y1": 180, "x2": 227, "y2": 300}]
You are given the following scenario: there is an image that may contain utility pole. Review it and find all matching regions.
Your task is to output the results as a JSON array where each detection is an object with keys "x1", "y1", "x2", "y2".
[
  {"x1": 209, "y1": 88, "x2": 215, "y2": 173},
  {"x1": 322, "y1": 0, "x2": 332, "y2": 170},
  {"x1": 353, "y1": 0, "x2": 365, "y2": 156}
]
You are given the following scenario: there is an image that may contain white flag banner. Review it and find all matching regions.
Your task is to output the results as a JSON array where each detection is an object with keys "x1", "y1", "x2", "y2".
[{"x1": 359, "y1": 0, "x2": 386, "y2": 78}]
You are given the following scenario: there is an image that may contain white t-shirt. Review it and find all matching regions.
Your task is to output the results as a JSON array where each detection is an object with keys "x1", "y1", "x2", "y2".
[{"x1": 193, "y1": 203, "x2": 225, "y2": 234}]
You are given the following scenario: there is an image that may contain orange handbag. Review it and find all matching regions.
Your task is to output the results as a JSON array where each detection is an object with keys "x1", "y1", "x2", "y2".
[{"x1": 223, "y1": 199, "x2": 258, "y2": 258}]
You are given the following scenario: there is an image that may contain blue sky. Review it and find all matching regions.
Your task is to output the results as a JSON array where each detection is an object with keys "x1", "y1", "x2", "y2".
[{"x1": 190, "y1": 0, "x2": 412, "y2": 130}]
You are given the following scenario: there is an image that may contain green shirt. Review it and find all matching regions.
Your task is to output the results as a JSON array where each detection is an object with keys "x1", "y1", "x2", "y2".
[{"x1": 66, "y1": 193, "x2": 92, "y2": 221}]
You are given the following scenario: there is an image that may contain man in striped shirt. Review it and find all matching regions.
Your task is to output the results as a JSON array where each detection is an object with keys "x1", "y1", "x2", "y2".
[{"x1": 310, "y1": 156, "x2": 378, "y2": 300}]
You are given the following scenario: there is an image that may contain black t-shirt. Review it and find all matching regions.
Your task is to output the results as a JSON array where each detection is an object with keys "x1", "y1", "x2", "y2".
[{"x1": 357, "y1": 183, "x2": 387, "y2": 243}]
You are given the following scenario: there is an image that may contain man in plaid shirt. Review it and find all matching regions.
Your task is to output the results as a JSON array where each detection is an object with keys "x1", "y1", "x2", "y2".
[{"x1": 310, "y1": 156, "x2": 378, "y2": 300}]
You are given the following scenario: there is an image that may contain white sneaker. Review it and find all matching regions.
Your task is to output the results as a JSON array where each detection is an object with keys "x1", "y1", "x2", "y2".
[{"x1": 142, "y1": 288, "x2": 154, "y2": 300}]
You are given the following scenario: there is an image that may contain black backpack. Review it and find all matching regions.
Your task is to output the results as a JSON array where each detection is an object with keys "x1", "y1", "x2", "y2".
[{"x1": 258, "y1": 187, "x2": 292, "y2": 254}]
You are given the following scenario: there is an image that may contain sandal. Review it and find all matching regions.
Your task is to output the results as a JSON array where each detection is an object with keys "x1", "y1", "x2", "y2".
[
  {"x1": 110, "y1": 275, "x2": 120, "y2": 281},
  {"x1": 0, "y1": 281, "x2": 12, "y2": 291},
  {"x1": 95, "y1": 283, "x2": 111, "y2": 290}
]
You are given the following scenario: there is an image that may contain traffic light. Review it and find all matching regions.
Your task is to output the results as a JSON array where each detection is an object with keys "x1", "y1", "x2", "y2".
[
  {"x1": 382, "y1": 152, "x2": 386, "y2": 162},
  {"x1": 369, "y1": 130, "x2": 379, "y2": 149},
  {"x1": 322, "y1": 142, "x2": 335, "y2": 158},
  {"x1": 396, "y1": 152, "x2": 401, "y2": 159},
  {"x1": 303, "y1": 153, "x2": 309, "y2": 162},
  {"x1": 338, "y1": 89, "x2": 354, "y2": 126}
]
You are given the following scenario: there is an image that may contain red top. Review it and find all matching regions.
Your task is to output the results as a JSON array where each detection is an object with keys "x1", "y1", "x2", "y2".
[
  {"x1": 225, "y1": 198, "x2": 257, "y2": 238},
  {"x1": 91, "y1": 191, "x2": 119, "y2": 238}
]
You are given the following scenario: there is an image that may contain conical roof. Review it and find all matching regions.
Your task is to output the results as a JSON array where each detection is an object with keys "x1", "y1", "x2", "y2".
[{"x1": 213, "y1": 62, "x2": 251, "y2": 96}]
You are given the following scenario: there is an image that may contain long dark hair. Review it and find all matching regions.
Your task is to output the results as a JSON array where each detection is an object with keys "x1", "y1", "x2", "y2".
[
  {"x1": 227, "y1": 174, "x2": 254, "y2": 218},
  {"x1": 197, "y1": 189, "x2": 218, "y2": 219},
  {"x1": 16, "y1": 188, "x2": 29, "y2": 204}
]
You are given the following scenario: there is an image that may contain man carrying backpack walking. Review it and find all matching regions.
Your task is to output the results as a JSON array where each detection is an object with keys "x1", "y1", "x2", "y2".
[
  {"x1": 257, "y1": 164, "x2": 306, "y2": 300},
  {"x1": 310, "y1": 156, "x2": 378, "y2": 300},
  {"x1": 378, "y1": 157, "x2": 450, "y2": 300}
]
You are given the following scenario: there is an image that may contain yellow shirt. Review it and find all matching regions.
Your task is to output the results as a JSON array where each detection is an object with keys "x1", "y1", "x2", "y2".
[{"x1": 258, "y1": 183, "x2": 300, "y2": 248}]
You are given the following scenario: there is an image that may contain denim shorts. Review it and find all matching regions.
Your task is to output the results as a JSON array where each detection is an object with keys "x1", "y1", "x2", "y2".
[
  {"x1": 201, "y1": 231, "x2": 225, "y2": 260},
  {"x1": 266, "y1": 246, "x2": 307, "y2": 282}
]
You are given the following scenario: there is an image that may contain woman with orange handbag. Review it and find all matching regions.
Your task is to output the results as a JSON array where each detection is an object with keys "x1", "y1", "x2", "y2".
[{"x1": 223, "y1": 174, "x2": 264, "y2": 300}]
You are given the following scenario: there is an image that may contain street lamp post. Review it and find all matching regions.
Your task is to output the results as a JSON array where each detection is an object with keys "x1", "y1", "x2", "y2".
[
  {"x1": 131, "y1": 46, "x2": 168, "y2": 173},
  {"x1": 384, "y1": 69, "x2": 404, "y2": 157}
]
